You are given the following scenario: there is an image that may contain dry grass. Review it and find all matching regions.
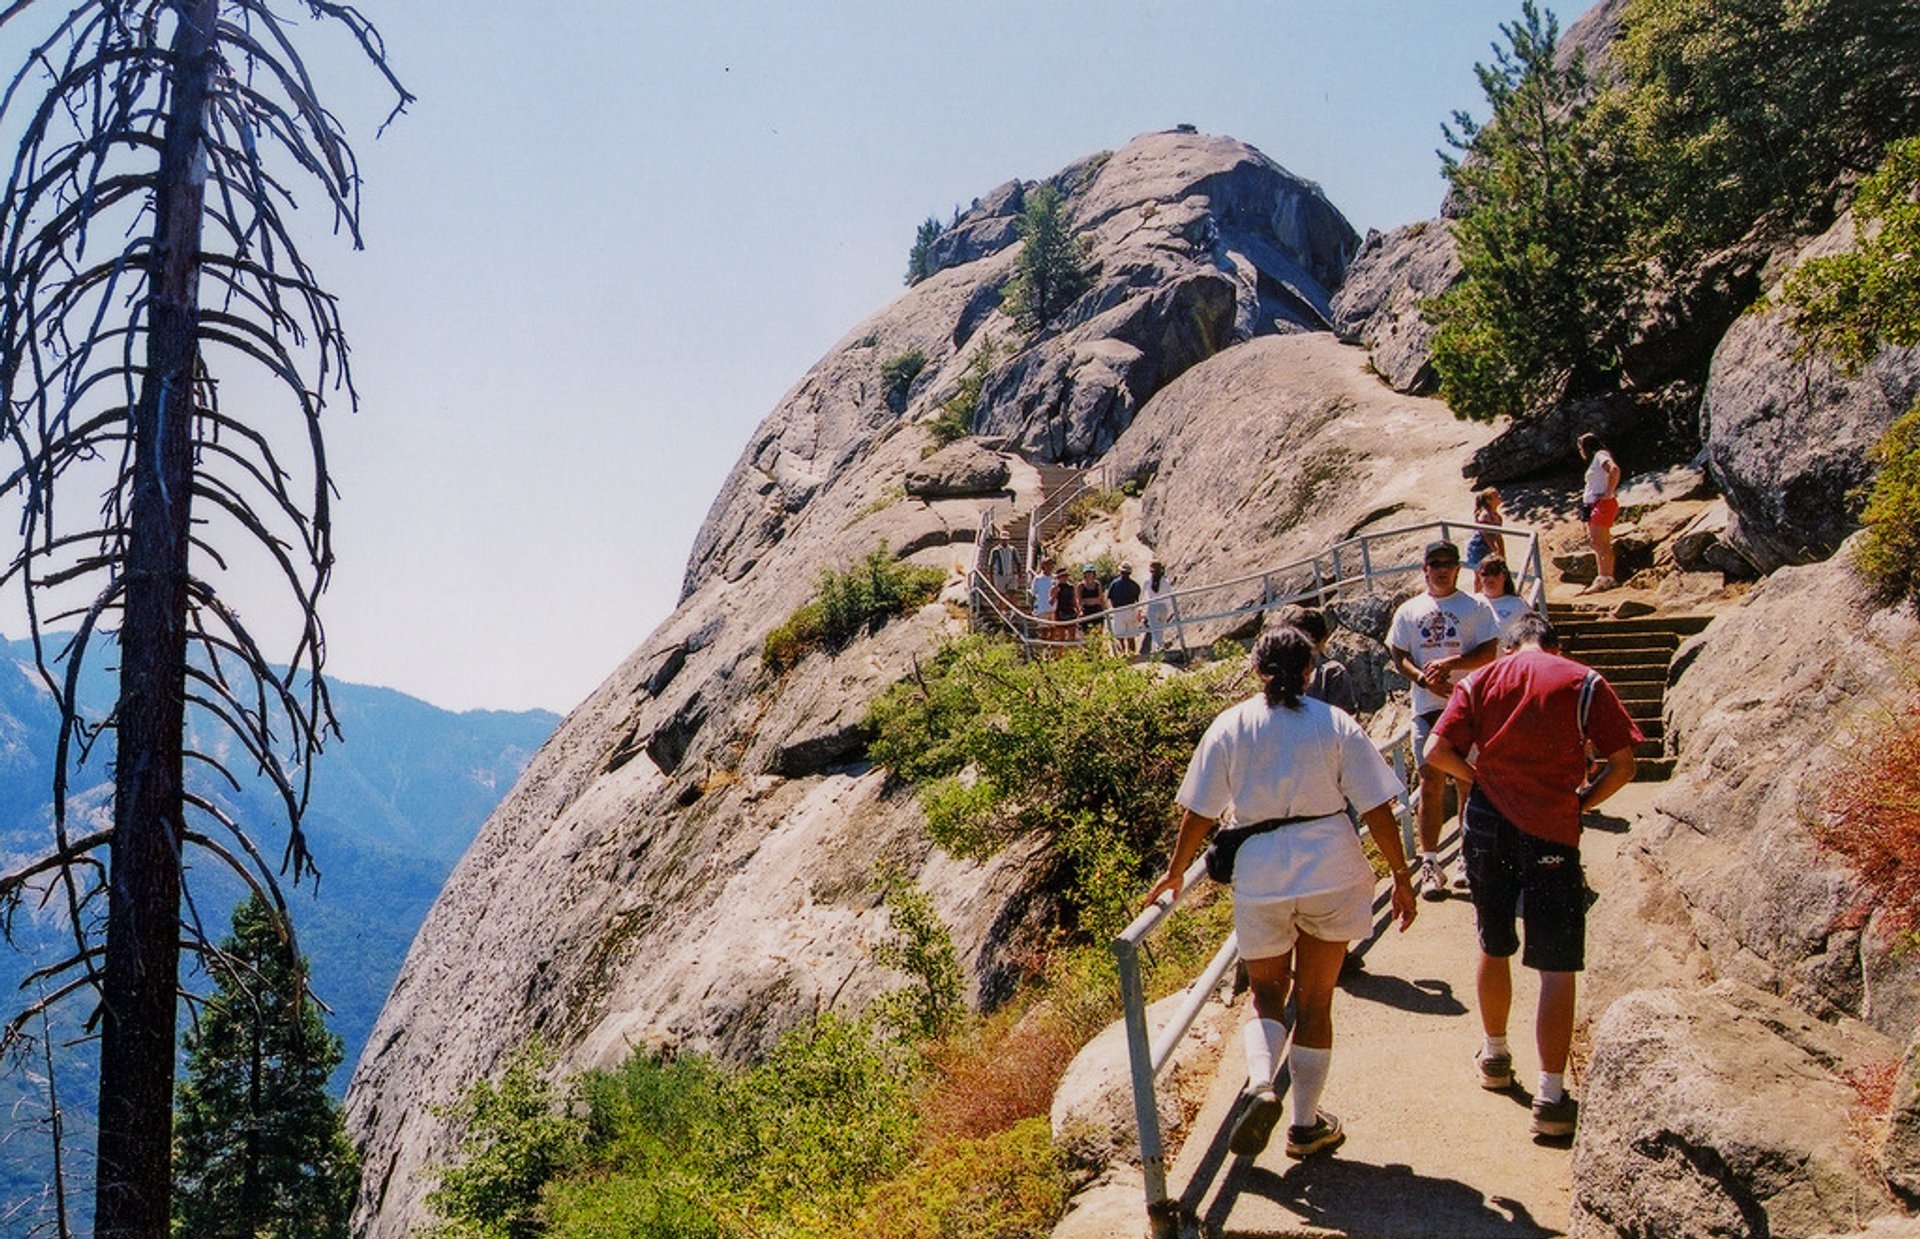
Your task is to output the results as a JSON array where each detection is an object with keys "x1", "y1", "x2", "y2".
[
  {"x1": 916, "y1": 1005, "x2": 1080, "y2": 1148},
  {"x1": 1842, "y1": 1057, "x2": 1903, "y2": 1162},
  {"x1": 1816, "y1": 687, "x2": 1920, "y2": 942}
]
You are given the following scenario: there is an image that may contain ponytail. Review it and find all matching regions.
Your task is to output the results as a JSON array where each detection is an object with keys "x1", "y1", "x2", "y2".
[{"x1": 1254, "y1": 626, "x2": 1315, "y2": 710}]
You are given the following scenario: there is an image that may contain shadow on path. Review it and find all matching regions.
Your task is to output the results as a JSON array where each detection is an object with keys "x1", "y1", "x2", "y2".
[
  {"x1": 1340, "y1": 970, "x2": 1468, "y2": 1016},
  {"x1": 1208, "y1": 1155, "x2": 1565, "y2": 1238}
]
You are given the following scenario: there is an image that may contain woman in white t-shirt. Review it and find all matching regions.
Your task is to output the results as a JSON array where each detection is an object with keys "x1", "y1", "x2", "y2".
[
  {"x1": 1145, "y1": 628, "x2": 1417, "y2": 1161},
  {"x1": 1473, "y1": 555, "x2": 1533, "y2": 642}
]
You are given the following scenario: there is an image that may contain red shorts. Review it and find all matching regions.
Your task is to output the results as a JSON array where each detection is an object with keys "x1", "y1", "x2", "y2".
[{"x1": 1582, "y1": 496, "x2": 1619, "y2": 528}]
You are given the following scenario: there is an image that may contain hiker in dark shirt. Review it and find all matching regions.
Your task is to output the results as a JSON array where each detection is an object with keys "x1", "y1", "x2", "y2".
[
  {"x1": 1105, "y1": 562, "x2": 1144, "y2": 653},
  {"x1": 1280, "y1": 605, "x2": 1358, "y2": 716},
  {"x1": 1075, "y1": 565, "x2": 1105, "y2": 637}
]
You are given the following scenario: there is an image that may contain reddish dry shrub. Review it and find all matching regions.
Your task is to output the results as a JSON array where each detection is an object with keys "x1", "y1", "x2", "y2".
[
  {"x1": 917, "y1": 1011, "x2": 1079, "y2": 1147},
  {"x1": 1816, "y1": 689, "x2": 1920, "y2": 940}
]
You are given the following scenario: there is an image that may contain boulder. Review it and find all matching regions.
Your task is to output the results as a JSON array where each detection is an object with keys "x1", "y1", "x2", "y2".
[
  {"x1": 1329, "y1": 220, "x2": 1460, "y2": 395},
  {"x1": 1465, "y1": 387, "x2": 1695, "y2": 486},
  {"x1": 1671, "y1": 500, "x2": 1761, "y2": 579},
  {"x1": 1571, "y1": 982, "x2": 1903, "y2": 1239},
  {"x1": 1703, "y1": 213, "x2": 1920, "y2": 572},
  {"x1": 1651, "y1": 542, "x2": 1920, "y2": 1038},
  {"x1": 1885, "y1": 1035, "x2": 1920, "y2": 1206},
  {"x1": 903, "y1": 439, "x2": 1012, "y2": 498},
  {"x1": 1052, "y1": 992, "x2": 1205, "y2": 1170}
]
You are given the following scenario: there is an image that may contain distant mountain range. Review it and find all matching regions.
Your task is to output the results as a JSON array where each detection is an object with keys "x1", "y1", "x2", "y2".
[{"x1": 0, "y1": 634, "x2": 559, "y2": 1226}]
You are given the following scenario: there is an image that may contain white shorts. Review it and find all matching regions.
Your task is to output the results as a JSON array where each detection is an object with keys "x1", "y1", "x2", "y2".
[{"x1": 1234, "y1": 879, "x2": 1375, "y2": 960}]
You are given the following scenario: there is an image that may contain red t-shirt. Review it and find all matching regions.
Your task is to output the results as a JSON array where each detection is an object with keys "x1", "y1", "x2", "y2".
[{"x1": 1432, "y1": 648, "x2": 1643, "y2": 847}]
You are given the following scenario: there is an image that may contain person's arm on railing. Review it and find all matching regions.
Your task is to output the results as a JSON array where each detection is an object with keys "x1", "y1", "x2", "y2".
[
  {"x1": 1357, "y1": 799, "x2": 1418, "y2": 931},
  {"x1": 1142, "y1": 809, "x2": 1215, "y2": 907}
]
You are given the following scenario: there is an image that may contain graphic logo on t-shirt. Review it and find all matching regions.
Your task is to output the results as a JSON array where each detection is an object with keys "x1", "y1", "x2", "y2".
[{"x1": 1418, "y1": 610, "x2": 1461, "y2": 649}]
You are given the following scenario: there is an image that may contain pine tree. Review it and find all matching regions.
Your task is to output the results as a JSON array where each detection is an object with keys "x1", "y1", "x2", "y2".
[
  {"x1": 1425, "y1": 1, "x2": 1632, "y2": 422},
  {"x1": 905, "y1": 215, "x2": 944, "y2": 284},
  {"x1": 172, "y1": 895, "x2": 359, "y2": 1238},
  {"x1": 1003, "y1": 183, "x2": 1095, "y2": 335}
]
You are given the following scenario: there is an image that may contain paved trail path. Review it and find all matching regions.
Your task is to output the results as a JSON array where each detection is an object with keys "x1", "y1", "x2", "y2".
[{"x1": 1168, "y1": 782, "x2": 1661, "y2": 1238}]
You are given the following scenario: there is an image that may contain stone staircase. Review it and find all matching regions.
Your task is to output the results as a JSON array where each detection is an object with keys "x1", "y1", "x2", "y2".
[
  {"x1": 1547, "y1": 601, "x2": 1712, "y2": 781},
  {"x1": 997, "y1": 461, "x2": 1087, "y2": 565}
]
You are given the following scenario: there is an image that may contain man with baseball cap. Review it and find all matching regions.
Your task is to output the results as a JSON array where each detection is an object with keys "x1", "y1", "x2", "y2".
[{"x1": 1387, "y1": 539, "x2": 1500, "y2": 897}]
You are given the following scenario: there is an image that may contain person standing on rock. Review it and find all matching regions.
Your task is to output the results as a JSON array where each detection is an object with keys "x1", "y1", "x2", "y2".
[
  {"x1": 1387, "y1": 539, "x2": 1501, "y2": 898},
  {"x1": 1105, "y1": 561, "x2": 1144, "y2": 653},
  {"x1": 1145, "y1": 627, "x2": 1418, "y2": 1160},
  {"x1": 1578, "y1": 433, "x2": 1622, "y2": 591},
  {"x1": 1422, "y1": 613, "x2": 1641, "y2": 1138}
]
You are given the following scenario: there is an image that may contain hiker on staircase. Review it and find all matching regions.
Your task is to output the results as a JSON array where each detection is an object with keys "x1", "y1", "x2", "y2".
[
  {"x1": 1145, "y1": 627, "x2": 1418, "y2": 1161},
  {"x1": 1387, "y1": 539, "x2": 1501, "y2": 898},
  {"x1": 1421, "y1": 613, "x2": 1642, "y2": 1138}
]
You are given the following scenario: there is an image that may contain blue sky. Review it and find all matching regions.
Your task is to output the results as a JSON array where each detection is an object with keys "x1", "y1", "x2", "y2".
[{"x1": 5, "y1": 0, "x2": 1542, "y2": 713}]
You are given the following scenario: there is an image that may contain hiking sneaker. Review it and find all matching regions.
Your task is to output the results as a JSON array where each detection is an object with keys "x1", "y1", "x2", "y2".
[
  {"x1": 1475, "y1": 1049, "x2": 1515, "y2": 1090},
  {"x1": 1285, "y1": 1109, "x2": 1346, "y2": 1159},
  {"x1": 1419, "y1": 856, "x2": 1448, "y2": 901},
  {"x1": 1531, "y1": 1093, "x2": 1578, "y2": 1137},
  {"x1": 1227, "y1": 1087, "x2": 1285, "y2": 1156}
]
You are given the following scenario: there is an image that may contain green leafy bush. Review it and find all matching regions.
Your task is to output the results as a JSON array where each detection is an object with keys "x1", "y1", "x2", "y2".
[
  {"x1": 845, "y1": 1120, "x2": 1066, "y2": 1239},
  {"x1": 881, "y1": 348, "x2": 929, "y2": 410},
  {"x1": 1778, "y1": 137, "x2": 1920, "y2": 602},
  {"x1": 871, "y1": 870, "x2": 966, "y2": 1041},
  {"x1": 927, "y1": 335, "x2": 1000, "y2": 448},
  {"x1": 762, "y1": 545, "x2": 946, "y2": 672},
  {"x1": 867, "y1": 638, "x2": 1244, "y2": 932},
  {"x1": 425, "y1": 1041, "x2": 584, "y2": 1239}
]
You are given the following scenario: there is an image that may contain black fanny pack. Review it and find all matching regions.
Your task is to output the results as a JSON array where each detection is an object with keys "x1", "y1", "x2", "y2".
[{"x1": 1204, "y1": 810, "x2": 1344, "y2": 884}]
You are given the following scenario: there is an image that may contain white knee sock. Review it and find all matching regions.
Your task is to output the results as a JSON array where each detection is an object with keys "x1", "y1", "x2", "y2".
[
  {"x1": 1243, "y1": 1018, "x2": 1288, "y2": 1091},
  {"x1": 1290, "y1": 1045, "x2": 1332, "y2": 1126}
]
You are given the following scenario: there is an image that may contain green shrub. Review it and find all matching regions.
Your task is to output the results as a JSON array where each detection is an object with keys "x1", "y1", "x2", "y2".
[
  {"x1": 927, "y1": 335, "x2": 1000, "y2": 449},
  {"x1": 762, "y1": 546, "x2": 946, "y2": 672},
  {"x1": 424, "y1": 1041, "x2": 584, "y2": 1239},
  {"x1": 867, "y1": 638, "x2": 1245, "y2": 925},
  {"x1": 871, "y1": 870, "x2": 966, "y2": 1041},
  {"x1": 846, "y1": 1119, "x2": 1066, "y2": 1239},
  {"x1": 881, "y1": 348, "x2": 929, "y2": 410},
  {"x1": 1855, "y1": 404, "x2": 1920, "y2": 604}
]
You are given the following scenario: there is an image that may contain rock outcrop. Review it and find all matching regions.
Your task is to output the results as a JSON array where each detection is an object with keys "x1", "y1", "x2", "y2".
[
  {"x1": 1703, "y1": 214, "x2": 1920, "y2": 572},
  {"x1": 1572, "y1": 982, "x2": 1901, "y2": 1239},
  {"x1": 1330, "y1": 220, "x2": 1459, "y2": 395}
]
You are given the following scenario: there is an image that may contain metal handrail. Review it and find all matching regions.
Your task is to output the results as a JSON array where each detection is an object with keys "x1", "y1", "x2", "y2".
[
  {"x1": 1115, "y1": 725, "x2": 1417, "y2": 1238},
  {"x1": 971, "y1": 517, "x2": 1545, "y2": 655}
]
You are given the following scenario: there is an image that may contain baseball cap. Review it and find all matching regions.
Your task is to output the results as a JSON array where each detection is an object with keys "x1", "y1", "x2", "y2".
[{"x1": 1423, "y1": 539, "x2": 1461, "y2": 566}]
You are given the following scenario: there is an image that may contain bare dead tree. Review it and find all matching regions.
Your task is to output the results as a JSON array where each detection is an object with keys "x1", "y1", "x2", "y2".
[{"x1": 0, "y1": 3, "x2": 408, "y2": 1233}]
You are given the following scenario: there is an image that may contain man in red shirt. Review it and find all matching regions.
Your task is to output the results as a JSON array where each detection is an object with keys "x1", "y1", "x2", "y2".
[{"x1": 1424, "y1": 613, "x2": 1642, "y2": 1138}]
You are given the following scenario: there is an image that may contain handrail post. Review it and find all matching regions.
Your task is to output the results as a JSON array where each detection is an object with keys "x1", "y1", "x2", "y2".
[
  {"x1": 1360, "y1": 538, "x2": 1374, "y2": 590},
  {"x1": 1115, "y1": 935, "x2": 1176, "y2": 1238}
]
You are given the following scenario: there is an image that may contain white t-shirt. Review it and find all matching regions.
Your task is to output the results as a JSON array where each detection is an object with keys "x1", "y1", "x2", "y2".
[
  {"x1": 1177, "y1": 694, "x2": 1405, "y2": 901},
  {"x1": 1388, "y1": 589, "x2": 1501, "y2": 715},
  {"x1": 1031, "y1": 573, "x2": 1055, "y2": 615},
  {"x1": 1583, "y1": 450, "x2": 1617, "y2": 503},
  {"x1": 1479, "y1": 591, "x2": 1532, "y2": 639}
]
